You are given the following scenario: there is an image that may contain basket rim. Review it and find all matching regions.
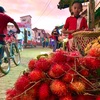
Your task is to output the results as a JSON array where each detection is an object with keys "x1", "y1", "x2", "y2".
[{"x1": 73, "y1": 31, "x2": 100, "y2": 37}]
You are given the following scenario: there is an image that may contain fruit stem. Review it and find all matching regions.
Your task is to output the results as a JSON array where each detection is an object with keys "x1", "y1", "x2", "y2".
[{"x1": 12, "y1": 80, "x2": 42, "y2": 99}]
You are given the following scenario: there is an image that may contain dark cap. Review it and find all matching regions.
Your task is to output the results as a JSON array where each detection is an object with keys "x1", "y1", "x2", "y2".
[{"x1": 0, "y1": 6, "x2": 6, "y2": 13}]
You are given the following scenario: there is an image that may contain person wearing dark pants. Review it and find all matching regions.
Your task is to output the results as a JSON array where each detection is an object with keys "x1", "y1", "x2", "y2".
[{"x1": 51, "y1": 26, "x2": 59, "y2": 52}]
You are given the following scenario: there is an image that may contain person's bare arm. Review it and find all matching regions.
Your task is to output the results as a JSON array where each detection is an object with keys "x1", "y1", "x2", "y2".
[{"x1": 61, "y1": 27, "x2": 76, "y2": 34}]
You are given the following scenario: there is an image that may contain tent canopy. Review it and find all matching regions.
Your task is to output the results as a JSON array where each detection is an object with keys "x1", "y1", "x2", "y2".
[{"x1": 58, "y1": 0, "x2": 89, "y2": 9}]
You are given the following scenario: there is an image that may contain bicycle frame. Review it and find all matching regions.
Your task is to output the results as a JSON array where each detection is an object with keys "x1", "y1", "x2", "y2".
[
  {"x1": 0, "y1": 43, "x2": 10, "y2": 75},
  {"x1": 0, "y1": 32, "x2": 21, "y2": 75}
]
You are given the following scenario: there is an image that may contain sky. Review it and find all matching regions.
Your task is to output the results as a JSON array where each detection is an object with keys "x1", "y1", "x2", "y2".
[{"x1": 0, "y1": 0, "x2": 71, "y2": 33}]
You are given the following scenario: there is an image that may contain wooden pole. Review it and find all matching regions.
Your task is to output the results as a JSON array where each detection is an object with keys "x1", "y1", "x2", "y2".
[{"x1": 89, "y1": 0, "x2": 95, "y2": 29}]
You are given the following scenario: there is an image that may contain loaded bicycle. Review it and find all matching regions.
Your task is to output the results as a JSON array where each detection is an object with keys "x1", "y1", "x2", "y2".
[{"x1": 0, "y1": 31, "x2": 21, "y2": 75}]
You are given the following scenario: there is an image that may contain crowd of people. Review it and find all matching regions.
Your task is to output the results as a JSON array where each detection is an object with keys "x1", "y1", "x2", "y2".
[
  {"x1": 47, "y1": 1, "x2": 88, "y2": 52},
  {"x1": 41, "y1": 37, "x2": 49, "y2": 48},
  {"x1": 41, "y1": 26, "x2": 68, "y2": 52},
  {"x1": 0, "y1": 1, "x2": 89, "y2": 54}
]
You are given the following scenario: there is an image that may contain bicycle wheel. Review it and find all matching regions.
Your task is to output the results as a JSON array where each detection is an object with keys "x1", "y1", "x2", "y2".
[
  {"x1": 0, "y1": 47, "x2": 10, "y2": 75},
  {"x1": 11, "y1": 43, "x2": 21, "y2": 66}
]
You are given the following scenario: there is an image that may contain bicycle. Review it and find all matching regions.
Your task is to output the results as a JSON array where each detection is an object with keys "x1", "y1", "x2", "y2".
[{"x1": 0, "y1": 32, "x2": 21, "y2": 75}]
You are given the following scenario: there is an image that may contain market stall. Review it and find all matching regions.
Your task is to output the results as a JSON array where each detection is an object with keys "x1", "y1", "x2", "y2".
[
  {"x1": 5, "y1": 0, "x2": 100, "y2": 100},
  {"x1": 58, "y1": 0, "x2": 95, "y2": 29},
  {"x1": 6, "y1": 44, "x2": 100, "y2": 99}
]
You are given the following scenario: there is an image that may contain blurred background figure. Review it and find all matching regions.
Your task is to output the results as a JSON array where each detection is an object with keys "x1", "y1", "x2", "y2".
[
  {"x1": 27, "y1": 32, "x2": 33, "y2": 47},
  {"x1": 17, "y1": 31, "x2": 24, "y2": 51},
  {"x1": 58, "y1": 33, "x2": 68, "y2": 50},
  {"x1": 58, "y1": 33, "x2": 63, "y2": 49},
  {"x1": 41, "y1": 37, "x2": 46, "y2": 48},
  {"x1": 49, "y1": 36, "x2": 54, "y2": 48},
  {"x1": 45, "y1": 37, "x2": 49, "y2": 47},
  {"x1": 51, "y1": 26, "x2": 60, "y2": 52}
]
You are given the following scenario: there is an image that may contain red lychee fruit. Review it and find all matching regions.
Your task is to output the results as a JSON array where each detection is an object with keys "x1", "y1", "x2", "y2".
[
  {"x1": 20, "y1": 94, "x2": 33, "y2": 100},
  {"x1": 88, "y1": 47, "x2": 100, "y2": 57},
  {"x1": 35, "y1": 57, "x2": 51, "y2": 72},
  {"x1": 6, "y1": 89, "x2": 19, "y2": 100},
  {"x1": 51, "y1": 49, "x2": 68, "y2": 64},
  {"x1": 63, "y1": 64, "x2": 71, "y2": 72},
  {"x1": 69, "y1": 81, "x2": 85, "y2": 93},
  {"x1": 83, "y1": 56, "x2": 100, "y2": 70},
  {"x1": 48, "y1": 63, "x2": 65, "y2": 78},
  {"x1": 67, "y1": 51, "x2": 81, "y2": 62},
  {"x1": 47, "y1": 94, "x2": 57, "y2": 100},
  {"x1": 14, "y1": 75, "x2": 30, "y2": 92},
  {"x1": 28, "y1": 59, "x2": 37, "y2": 71},
  {"x1": 50, "y1": 80, "x2": 68, "y2": 96},
  {"x1": 96, "y1": 95, "x2": 100, "y2": 100},
  {"x1": 28, "y1": 69, "x2": 45, "y2": 82},
  {"x1": 69, "y1": 51, "x2": 81, "y2": 57},
  {"x1": 27, "y1": 82, "x2": 41, "y2": 99},
  {"x1": 59, "y1": 95, "x2": 73, "y2": 100},
  {"x1": 62, "y1": 70, "x2": 76, "y2": 83},
  {"x1": 80, "y1": 69, "x2": 89, "y2": 77},
  {"x1": 38, "y1": 82, "x2": 50, "y2": 100},
  {"x1": 78, "y1": 57, "x2": 85, "y2": 66},
  {"x1": 76, "y1": 95, "x2": 96, "y2": 100},
  {"x1": 66, "y1": 62, "x2": 75, "y2": 69},
  {"x1": 48, "y1": 69, "x2": 56, "y2": 78}
]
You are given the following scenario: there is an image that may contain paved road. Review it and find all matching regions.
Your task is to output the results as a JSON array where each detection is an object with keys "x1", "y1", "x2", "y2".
[{"x1": 0, "y1": 46, "x2": 52, "y2": 100}]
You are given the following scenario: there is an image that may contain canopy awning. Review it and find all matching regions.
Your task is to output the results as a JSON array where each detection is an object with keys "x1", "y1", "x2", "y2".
[
  {"x1": 58, "y1": 0, "x2": 89, "y2": 9},
  {"x1": 95, "y1": 7, "x2": 100, "y2": 19},
  {"x1": 17, "y1": 22, "x2": 26, "y2": 28}
]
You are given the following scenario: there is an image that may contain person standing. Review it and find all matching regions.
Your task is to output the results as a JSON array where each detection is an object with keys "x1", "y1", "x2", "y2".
[
  {"x1": 61, "y1": 1, "x2": 88, "y2": 51},
  {"x1": 0, "y1": 6, "x2": 20, "y2": 63},
  {"x1": 51, "y1": 26, "x2": 59, "y2": 52},
  {"x1": 41, "y1": 37, "x2": 45, "y2": 48},
  {"x1": 45, "y1": 37, "x2": 49, "y2": 47},
  {"x1": 49, "y1": 36, "x2": 54, "y2": 48},
  {"x1": 17, "y1": 31, "x2": 24, "y2": 51}
]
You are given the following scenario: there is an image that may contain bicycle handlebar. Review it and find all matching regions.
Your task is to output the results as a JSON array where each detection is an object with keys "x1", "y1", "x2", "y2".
[
  {"x1": 0, "y1": 30, "x2": 20, "y2": 39},
  {"x1": 0, "y1": 34, "x2": 6, "y2": 37}
]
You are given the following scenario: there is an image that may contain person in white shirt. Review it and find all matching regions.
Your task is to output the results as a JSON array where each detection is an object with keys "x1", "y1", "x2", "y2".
[{"x1": 17, "y1": 31, "x2": 24, "y2": 51}]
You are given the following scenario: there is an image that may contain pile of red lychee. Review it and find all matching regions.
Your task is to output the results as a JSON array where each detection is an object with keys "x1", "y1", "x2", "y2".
[{"x1": 6, "y1": 49, "x2": 100, "y2": 100}]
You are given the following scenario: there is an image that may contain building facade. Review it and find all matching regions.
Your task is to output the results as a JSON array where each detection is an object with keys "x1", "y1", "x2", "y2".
[
  {"x1": 20, "y1": 15, "x2": 32, "y2": 28},
  {"x1": 32, "y1": 27, "x2": 49, "y2": 45}
]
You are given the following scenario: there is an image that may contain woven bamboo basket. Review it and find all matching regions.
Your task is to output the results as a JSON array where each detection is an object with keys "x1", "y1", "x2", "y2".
[{"x1": 73, "y1": 31, "x2": 100, "y2": 56}]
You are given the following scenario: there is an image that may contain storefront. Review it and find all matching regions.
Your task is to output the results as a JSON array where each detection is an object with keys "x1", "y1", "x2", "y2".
[{"x1": 17, "y1": 22, "x2": 36, "y2": 48}]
